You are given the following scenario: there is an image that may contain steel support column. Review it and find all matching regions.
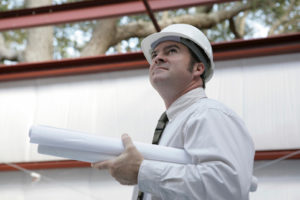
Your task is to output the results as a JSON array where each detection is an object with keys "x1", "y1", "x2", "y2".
[{"x1": 142, "y1": 0, "x2": 161, "y2": 32}]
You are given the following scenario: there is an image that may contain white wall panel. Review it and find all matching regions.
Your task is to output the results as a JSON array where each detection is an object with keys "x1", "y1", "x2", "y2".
[
  {"x1": 206, "y1": 53, "x2": 300, "y2": 150},
  {"x1": 0, "y1": 69, "x2": 165, "y2": 163},
  {"x1": 250, "y1": 160, "x2": 300, "y2": 200},
  {"x1": 0, "y1": 168, "x2": 133, "y2": 200},
  {"x1": 0, "y1": 81, "x2": 36, "y2": 162}
]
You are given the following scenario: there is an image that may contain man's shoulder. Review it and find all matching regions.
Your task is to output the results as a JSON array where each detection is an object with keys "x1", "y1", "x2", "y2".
[
  {"x1": 193, "y1": 98, "x2": 238, "y2": 118},
  {"x1": 195, "y1": 97, "x2": 228, "y2": 110}
]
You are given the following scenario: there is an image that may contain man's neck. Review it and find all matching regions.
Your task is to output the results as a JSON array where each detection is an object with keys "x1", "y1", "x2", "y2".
[{"x1": 161, "y1": 84, "x2": 203, "y2": 109}]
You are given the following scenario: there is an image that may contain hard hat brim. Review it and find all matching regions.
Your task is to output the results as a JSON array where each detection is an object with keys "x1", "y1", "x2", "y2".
[{"x1": 141, "y1": 31, "x2": 192, "y2": 64}]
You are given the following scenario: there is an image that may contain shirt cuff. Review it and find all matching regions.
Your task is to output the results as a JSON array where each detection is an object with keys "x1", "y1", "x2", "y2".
[{"x1": 137, "y1": 160, "x2": 164, "y2": 194}]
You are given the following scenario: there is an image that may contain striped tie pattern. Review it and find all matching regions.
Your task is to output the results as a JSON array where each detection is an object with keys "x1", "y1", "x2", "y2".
[{"x1": 137, "y1": 112, "x2": 169, "y2": 200}]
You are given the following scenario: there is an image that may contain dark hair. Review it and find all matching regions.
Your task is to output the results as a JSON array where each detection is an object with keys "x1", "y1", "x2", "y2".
[{"x1": 187, "y1": 48, "x2": 206, "y2": 89}]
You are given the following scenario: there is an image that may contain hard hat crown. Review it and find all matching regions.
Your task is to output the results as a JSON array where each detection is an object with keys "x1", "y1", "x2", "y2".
[{"x1": 141, "y1": 24, "x2": 214, "y2": 82}]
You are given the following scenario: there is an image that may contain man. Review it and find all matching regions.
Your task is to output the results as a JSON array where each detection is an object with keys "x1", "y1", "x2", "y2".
[{"x1": 92, "y1": 24, "x2": 255, "y2": 200}]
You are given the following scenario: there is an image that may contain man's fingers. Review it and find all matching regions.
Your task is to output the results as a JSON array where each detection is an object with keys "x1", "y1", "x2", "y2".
[
  {"x1": 91, "y1": 160, "x2": 112, "y2": 169},
  {"x1": 121, "y1": 133, "x2": 134, "y2": 149},
  {"x1": 91, "y1": 134, "x2": 142, "y2": 185}
]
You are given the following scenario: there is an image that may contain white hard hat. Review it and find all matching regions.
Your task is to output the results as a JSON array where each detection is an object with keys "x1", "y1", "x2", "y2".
[{"x1": 141, "y1": 24, "x2": 214, "y2": 82}]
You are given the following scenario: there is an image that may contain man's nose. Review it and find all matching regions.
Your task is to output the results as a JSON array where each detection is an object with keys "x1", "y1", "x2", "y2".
[{"x1": 154, "y1": 53, "x2": 166, "y2": 65}]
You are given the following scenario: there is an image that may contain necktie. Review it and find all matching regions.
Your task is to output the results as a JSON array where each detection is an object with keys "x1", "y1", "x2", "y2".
[{"x1": 137, "y1": 112, "x2": 169, "y2": 200}]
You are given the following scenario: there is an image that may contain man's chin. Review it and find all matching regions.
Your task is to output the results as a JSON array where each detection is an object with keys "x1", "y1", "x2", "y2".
[{"x1": 150, "y1": 75, "x2": 169, "y2": 88}]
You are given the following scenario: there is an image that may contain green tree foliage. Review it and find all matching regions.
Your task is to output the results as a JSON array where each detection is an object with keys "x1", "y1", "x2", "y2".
[
  {"x1": 258, "y1": 0, "x2": 299, "y2": 35},
  {"x1": 0, "y1": 0, "x2": 26, "y2": 62},
  {"x1": 54, "y1": 21, "x2": 96, "y2": 59}
]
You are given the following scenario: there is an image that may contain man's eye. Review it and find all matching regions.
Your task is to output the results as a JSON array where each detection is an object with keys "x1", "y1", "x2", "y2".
[
  {"x1": 151, "y1": 53, "x2": 157, "y2": 59},
  {"x1": 168, "y1": 48, "x2": 177, "y2": 54}
]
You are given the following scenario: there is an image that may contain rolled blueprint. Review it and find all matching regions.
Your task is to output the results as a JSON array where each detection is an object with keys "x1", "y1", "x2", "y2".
[
  {"x1": 29, "y1": 125, "x2": 192, "y2": 164},
  {"x1": 29, "y1": 125, "x2": 258, "y2": 192},
  {"x1": 38, "y1": 145, "x2": 116, "y2": 163}
]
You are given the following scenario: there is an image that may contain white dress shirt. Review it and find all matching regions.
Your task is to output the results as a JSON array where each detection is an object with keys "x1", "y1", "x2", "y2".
[{"x1": 132, "y1": 88, "x2": 255, "y2": 200}]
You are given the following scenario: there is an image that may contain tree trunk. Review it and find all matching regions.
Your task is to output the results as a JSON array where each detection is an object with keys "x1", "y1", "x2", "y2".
[
  {"x1": 81, "y1": 18, "x2": 118, "y2": 56},
  {"x1": 23, "y1": 0, "x2": 53, "y2": 62}
]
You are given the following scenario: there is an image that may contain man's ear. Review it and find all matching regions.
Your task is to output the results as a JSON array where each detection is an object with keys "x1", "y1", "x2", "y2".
[{"x1": 193, "y1": 62, "x2": 205, "y2": 77}]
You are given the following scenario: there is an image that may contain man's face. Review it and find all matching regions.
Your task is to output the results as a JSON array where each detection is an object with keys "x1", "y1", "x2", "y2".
[{"x1": 149, "y1": 41, "x2": 195, "y2": 91}]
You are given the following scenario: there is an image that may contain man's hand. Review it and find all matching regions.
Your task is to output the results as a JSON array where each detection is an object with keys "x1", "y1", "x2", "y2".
[{"x1": 91, "y1": 134, "x2": 144, "y2": 185}]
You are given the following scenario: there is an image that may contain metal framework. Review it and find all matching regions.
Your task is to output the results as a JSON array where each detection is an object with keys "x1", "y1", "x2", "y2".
[
  {"x1": 0, "y1": 32, "x2": 299, "y2": 82},
  {"x1": 0, "y1": 0, "x2": 237, "y2": 31},
  {"x1": 0, "y1": 0, "x2": 300, "y2": 170},
  {"x1": 142, "y1": 0, "x2": 161, "y2": 32}
]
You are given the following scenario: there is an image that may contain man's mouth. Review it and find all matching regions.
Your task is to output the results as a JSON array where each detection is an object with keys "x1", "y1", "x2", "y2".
[{"x1": 154, "y1": 66, "x2": 168, "y2": 71}]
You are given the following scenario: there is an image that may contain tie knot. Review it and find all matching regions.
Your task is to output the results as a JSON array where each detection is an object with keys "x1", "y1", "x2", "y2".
[{"x1": 159, "y1": 112, "x2": 169, "y2": 123}]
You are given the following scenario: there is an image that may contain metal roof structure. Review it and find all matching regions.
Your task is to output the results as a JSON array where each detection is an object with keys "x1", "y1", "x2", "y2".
[
  {"x1": 0, "y1": 0, "x2": 238, "y2": 31},
  {"x1": 0, "y1": 0, "x2": 300, "y2": 171}
]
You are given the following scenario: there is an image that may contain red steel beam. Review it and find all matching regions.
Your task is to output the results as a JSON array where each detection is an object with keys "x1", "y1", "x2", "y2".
[
  {"x1": 0, "y1": 149, "x2": 299, "y2": 171},
  {"x1": 0, "y1": 160, "x2": 90, "y2": 171},
  {"x1": 0, "y1": 32, "x2": 299, "y2": 82},
  {"x1": 0, "y1": 0, "x2": 238, "y2": 31},
  {"x1": 0, "y1": 52, "x2": 148, "y2": 82},
  {"x1": 213, "y1": 32, "x2": 300, "y2": 60},
  {"x1": 254, "y1": 149, "x2": 300, "y2": 160}
]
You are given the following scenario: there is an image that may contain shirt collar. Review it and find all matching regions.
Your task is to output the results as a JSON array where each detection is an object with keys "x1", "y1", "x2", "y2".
[{"x1": 166, "y1": 87, "x2": 207, "y2": 122}]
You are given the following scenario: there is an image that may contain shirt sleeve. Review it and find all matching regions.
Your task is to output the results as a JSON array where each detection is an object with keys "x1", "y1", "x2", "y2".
[{"x1": 137, "y1": 108, "x2": 255, "y2": 200}]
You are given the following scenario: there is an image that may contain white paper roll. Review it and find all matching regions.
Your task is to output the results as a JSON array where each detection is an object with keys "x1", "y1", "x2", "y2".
[
  {"x1": 38, "y1": 145, "x2": 116, "y2": 163},
  {"x1": 29, "y1": 125, "x2": 192, "y2": 164},
  {"x1": 29, "y1": 125, "x2": 258, "y2": 191}
]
